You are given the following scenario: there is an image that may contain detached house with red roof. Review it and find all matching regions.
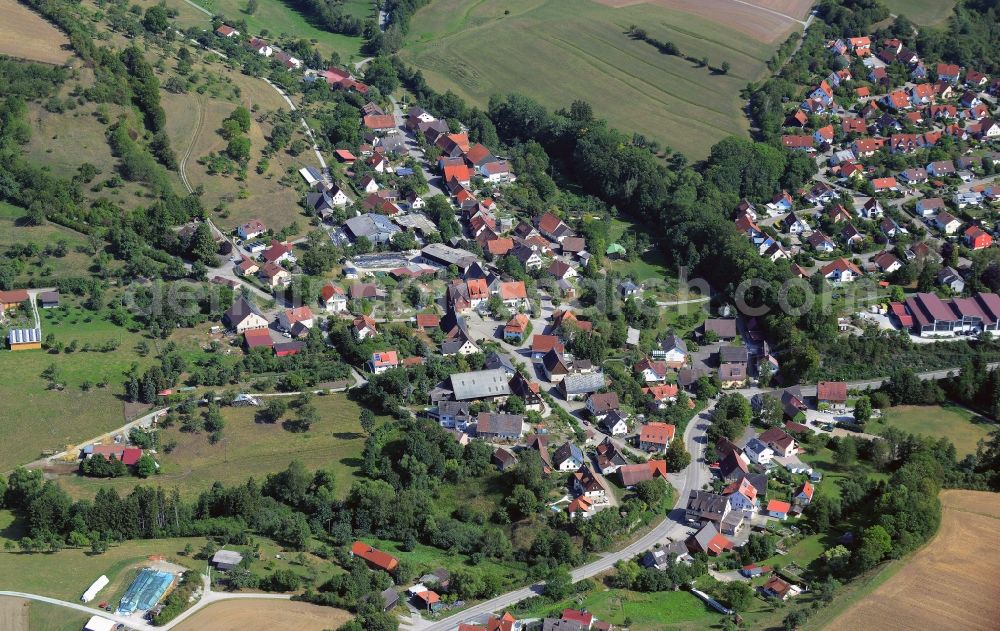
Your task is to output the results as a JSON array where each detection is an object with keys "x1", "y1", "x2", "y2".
[
  {"x1": 638, "y1": 422, "x2": 676, "y2": 453},
  {"x1": 350, "y1": 541, "x2": 399, "y2": 572},
  {"x1": 820, "y1": 258, "x2": 863, "y2": 282},
  {"x1": 795, "y1": 481, "x2": 815, "y2": 506},
  {"x1": 816, "y1": 381, "x2": 847, "y2": 409},
  {"x1": 965, "y1": 226, "x2": 993, "y2": 250}
]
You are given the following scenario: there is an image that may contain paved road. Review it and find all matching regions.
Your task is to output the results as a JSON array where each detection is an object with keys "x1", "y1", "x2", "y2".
[
  {"x1": 403, "y1": 402, "x2": 714, "y2": 631},
  {"x1": 1, "y1": 573, "x2": 291, "y2": 631},
  {"x1": 389, "y1": 96, "x2": 445, "y2": 198}
]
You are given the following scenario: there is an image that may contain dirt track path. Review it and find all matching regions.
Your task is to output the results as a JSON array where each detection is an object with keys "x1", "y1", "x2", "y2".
[{"x1": 178, "y1": 94, "x2": 207, "y2": 195}]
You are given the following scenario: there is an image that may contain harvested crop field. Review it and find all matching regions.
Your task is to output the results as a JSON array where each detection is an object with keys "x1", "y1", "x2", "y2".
[
  {"x1": 172, "y1": 599, "x2": 352, "y2": 631},
  {"x1": 825, "y1": 489, "x2": 1000, "y2": 631},
  {"x1": 595, "y1": 0, "x2": 812, "y2": 43},
  {"x1": 0, "y1": 597, "x2": 28, "y2": 631},
  {"x1": 0, "y1": 0, "x2": 72, "y2": 65},
  {"x1": 403, "y1": 0, "x2": 784, "y2": 158}
]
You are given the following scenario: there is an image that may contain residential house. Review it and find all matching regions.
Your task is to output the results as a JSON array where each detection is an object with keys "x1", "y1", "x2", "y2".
[
  {"x1": 552, "y1": 442, "x2": 585, "y2": 472},
  {"x1": 859, "y1": 198, "x2": 884, "y2": 220},
  {"x1": 586, "y1": 392, "x2": 620, "y2": 420},
  {"x1": 820, "y1": 258, "x2": 863, "y2": 282},
  {"x1": 223, "y1": 297, "x2": 268, "y2": 334},
  {"x1": 633, "y1": 357, "x2": 669, "y2": 383},
  {"x1": 916, "y1": 197, "x2": 946, "y2": 218},
  {"x1": 238, "y1": 219, "x2": 267, "y2": 240},
  {"x1": 688, "y1": 523, "x2": 733, "y2": 556},
  {"x1": 599, "y1": 409, "x2": 629, "y2": 436},
  {"x1": 766, "y1": 500, "x2": 791, "y2": 520},
  {"x1": 573, "y1": 466, "x2": 607, "y2": 500},
  {"x1": 936, "y1": 212, "x2": 962, "y2": 234},
  {"x1": 743, "y1": 438, "x2": 774, "y2": 465},
  {"x1": 965, "y1": 226, "x2": 993, "y2": 250},
  {"x1": 638, "y1": 422, "x2": 676, "y2": 453},
  {"x1": 320, "y1": 283, "x2": 347, "y2": 313},
  {"x1": 686, "y1": 491, "x2": 731, "y2": 525},
  {"x1": 873, "y1": 251, "x2": 902, "y2": 274},
  {"x1": 937, "y1": 266, "x2": 965, "y2": 292},
  {"x1": 795, "y1": 481, "x2": 815, "y2": 506},
  {"x1": 783, "y1": 212, "x2": 810, "y2": 235},
  {"x1": 353, "y1": 315, "x2": 378, "y2": 340},
  {"x1": 807, "y1": 231, "x2": 836, "y2": 253},
  {"x1": 277, "y1": 306, "x2": 314, "y2": 333},
  {"x1": 759, "y1": 427, "x2": 797, "y2": 458},
  {"x1": 476, "y1": 412, "x2": 526, "y2": 440},
  {"x1": 724, "y1": 477, "x2": 760, "y2": 516},
  {"x1": 369, "y1": 351, "x2": 399, "y2": 374}
]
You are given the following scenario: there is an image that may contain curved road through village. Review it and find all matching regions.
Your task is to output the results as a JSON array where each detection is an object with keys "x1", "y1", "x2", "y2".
[{"x1": 403, "y1": 404, "x2": 714, "y2": 631}]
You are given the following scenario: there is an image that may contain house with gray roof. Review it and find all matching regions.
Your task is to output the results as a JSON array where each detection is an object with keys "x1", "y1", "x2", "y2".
[
  {"x1": 686, "y1": 490, "x2": 731, "y2": 525},
  {"x1": 559, "y1": 371, "x2": 606, "y2": 400},
  {"x1": 552, "y1": 442, "x2": 585, "y2": 471},
  {"x1": 344, "y1": 213, "x2": 400, "y2": 244},
  {"x1": 475, "y1": 412, "x2": 526, "y2": 440},
  {"x1": 448, "y1": 369, "x2": 511, "y2": 401}
]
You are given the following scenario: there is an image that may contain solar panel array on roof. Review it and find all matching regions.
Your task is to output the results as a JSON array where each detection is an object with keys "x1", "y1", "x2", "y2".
[{"x1": 8, "y1": 328, "x2": 41, "y2": 344}]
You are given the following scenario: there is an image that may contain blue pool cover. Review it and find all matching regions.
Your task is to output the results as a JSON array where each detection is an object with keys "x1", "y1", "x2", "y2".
[{"x1": 118, "y1": 569, "x2": 174, "y2": 614}]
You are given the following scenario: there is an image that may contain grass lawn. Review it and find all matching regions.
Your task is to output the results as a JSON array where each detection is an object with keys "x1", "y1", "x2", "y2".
[
  {"x1": 162, "y1": 0, "x2": 370, "y2": 60},
  {"x1": 516, "y1": 587, "x2": 722, "y2": 630},
  {"x1": 400, "y1": 0, "x2": 780, "y2": 159},
  {"x1": 0, "y1": 203, "x2": 98, "y2": 287},
  {"x1": 881, "y1": 0, "x2": 956, "y2": 25},
  {"x1": 57, "y1": 393, "x2": 377, "y2": 500},
  {"x1": 875, "y1": 403, "x2": 996, "y2": 457},
  {"x1": 0, "y1": 306, "x2": 160, "y2": 471},
  {"x1": 0, "y1": 536, "x2": 206, "y2": 601}
]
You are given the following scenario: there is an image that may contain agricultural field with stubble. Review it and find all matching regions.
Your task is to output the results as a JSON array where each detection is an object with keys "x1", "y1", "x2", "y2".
[
  {"x1": 824, "y1": 489, "x2": 1000, "y2": 631},
  {"x1": 401, "y1": 0, "x2": 806, "y2": 158},
  {"x1": 0, "y1": 0, "x2": 72, "y2": 65}
]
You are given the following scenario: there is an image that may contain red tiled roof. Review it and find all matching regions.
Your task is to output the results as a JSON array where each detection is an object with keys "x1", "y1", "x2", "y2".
[
  {"x1": 350, "y1": 541, "x2": 398, "y2": 571},
  {"x1": 817, "y1": 381, "x2": 847, "y2": 402},
  {"x1": 639, "y1": 422, "x2": 676, "y2": 445}
]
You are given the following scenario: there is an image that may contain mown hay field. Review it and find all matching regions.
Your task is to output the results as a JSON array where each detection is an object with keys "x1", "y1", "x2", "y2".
[
  {"x1": 172, "y1": 599, "x2": 352, "y2": 631},
  {"x1": 0, "y1": 0, "x2": 72, "y2": 65},
  {"x1": 401, "y1": 0, "x2": 793, "y2": 158},
  {"x1": 825, "y1": 489, "x2": 1000, "y2": 631}
]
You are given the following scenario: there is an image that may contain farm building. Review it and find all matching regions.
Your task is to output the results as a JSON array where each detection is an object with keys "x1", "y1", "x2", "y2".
[
  {"x1": 39, "y1": 291, "x2": 60, "y2": 308},
  {"x1": 0, "y1": 289, "x2": 29, "y2": 309},
  {"x1": 84, "y1": 616, "x2": 116, "y2": 631},
  {"x1": 351, "y1": 541, "x2": 399, "y2": 572},
  {"x1": 8, "y1": 327, "x2": 42, "y2": 351},
  {"x1": 211, "y1": 549, "x2": 244, "y2": 571}
]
